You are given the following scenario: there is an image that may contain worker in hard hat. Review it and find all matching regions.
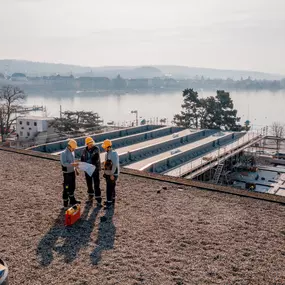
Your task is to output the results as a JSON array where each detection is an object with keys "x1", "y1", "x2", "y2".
[
  {"x1": 102, "y1": 139, "x2": 119, "y2": 208},
  {"x1": 81, "y1": 136, "x2": 101, "y2": 205},
  {"x1": 60, "y1": 139, "x2": 81, "y2": 208}
]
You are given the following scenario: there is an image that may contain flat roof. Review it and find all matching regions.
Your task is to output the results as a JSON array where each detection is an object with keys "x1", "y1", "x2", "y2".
[
  {"x1": 0, "y1": 150, "x2": 284, "y2": 284},
  {"x1": 17, "y1": 116, "x2": 54, "y2": 121}
]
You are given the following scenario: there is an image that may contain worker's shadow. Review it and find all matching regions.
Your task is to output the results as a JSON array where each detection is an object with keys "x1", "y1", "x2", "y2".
[
  {"x1": 37, "y1": 202, "x2": 100, "y2": 265},
  {"x1": 90, "y1": 206, "x2": 116, "y2": 265},
  {"x1": 36, "y1": 208, "x2": 65, "y2": 266}
]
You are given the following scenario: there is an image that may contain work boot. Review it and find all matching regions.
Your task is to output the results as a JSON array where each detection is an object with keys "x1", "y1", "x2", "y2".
[
  {"x1": 63, "y1": 200, "x2": 69, "y2": 208},
  {"x1": 70, "y1": 197, "x2": 81, "y2": 206},
  {"x1": 104, "y1": 202, "x2": 113, "y2": 210},
  {"x1": 96, "y1": 197, "x2": 102, "y2": 207},
  {"x1": 104, "y1": 200, "x2": 115, "y2": 205}
]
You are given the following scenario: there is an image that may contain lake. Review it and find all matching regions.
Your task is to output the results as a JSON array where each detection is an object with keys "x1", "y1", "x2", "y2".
[{"x1": 25, "y1": 90, "x2": 285, "y2": 129}]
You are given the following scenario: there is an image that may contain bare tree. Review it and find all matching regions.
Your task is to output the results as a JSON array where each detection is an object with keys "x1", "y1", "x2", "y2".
[
  {"x1": 0, "y1": 85, "x2": 26, "y2": 142},
  {"x1": 270, "y1": 122, "x2": 285, "y2": 152}
]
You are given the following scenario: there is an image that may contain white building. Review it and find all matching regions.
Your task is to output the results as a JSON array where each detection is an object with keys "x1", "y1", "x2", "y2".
[{"x1": 16, "y1": 116, "x2": 54, "y2": 141}]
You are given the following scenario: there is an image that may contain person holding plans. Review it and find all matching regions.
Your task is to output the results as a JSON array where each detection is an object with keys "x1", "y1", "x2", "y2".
[
  {"x1": 81, "y1": 137, "x2": 102, "y2": 205},
  {"x1": 60, "y1": 139, "x2": 81, "y2": 208}
]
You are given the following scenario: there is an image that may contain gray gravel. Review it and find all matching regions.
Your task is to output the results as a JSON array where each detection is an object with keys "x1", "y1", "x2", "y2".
[{"x1": 0, "y1": 150, "x2": 285, "y2": 285}]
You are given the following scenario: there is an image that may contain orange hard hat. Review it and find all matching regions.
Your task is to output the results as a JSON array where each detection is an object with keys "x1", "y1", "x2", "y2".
[
  {"x1": 85, "y1": 137, "x2": 94, "y2": 145},
  {"x1": 102, "y1": 139, "x2": 112, "y2": 150},
  {"x1": 68, "y1": 139, "x2": 77, "y2": 149}
]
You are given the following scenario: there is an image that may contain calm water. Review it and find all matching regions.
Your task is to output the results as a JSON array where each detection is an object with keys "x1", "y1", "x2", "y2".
[{"x1": 25, "y1": 90, "x2": 285, "y2": 128}]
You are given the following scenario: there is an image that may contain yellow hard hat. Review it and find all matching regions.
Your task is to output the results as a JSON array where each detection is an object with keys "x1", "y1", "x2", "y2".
[
  {"x1": 102, "y1": 139, "x2": 112, "y2": 150},
  {"x1": 68, "y1": 139, "x2": 77, "y2": 149},
  {"x1": 85, "y1": 137, "x2": 94, "y2": 145}
]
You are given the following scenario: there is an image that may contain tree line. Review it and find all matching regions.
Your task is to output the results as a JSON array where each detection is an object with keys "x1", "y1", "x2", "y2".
[{"x1": 2, "y1": 74, "x2": 285, "y2": 92}]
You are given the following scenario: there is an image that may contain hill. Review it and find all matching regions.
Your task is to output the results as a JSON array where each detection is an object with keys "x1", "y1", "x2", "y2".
[
  {"x1": 0, "y1": 59, "x2": 283, "y2": 80},
  {"x1": 156, "y1": 65, "x2": 284, "y2": 80}
]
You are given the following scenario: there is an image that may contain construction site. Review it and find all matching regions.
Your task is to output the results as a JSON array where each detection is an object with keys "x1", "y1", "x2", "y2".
[
  {"x1": 28, "y1": 124, "x2": 285, "y2": 197},
  {"x1": 1, "y1": 125, "x2": 285, "y2": 285}
]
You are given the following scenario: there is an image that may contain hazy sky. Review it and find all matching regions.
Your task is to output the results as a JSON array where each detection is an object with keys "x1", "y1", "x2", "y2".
[{"x1": 1, "y1": 0, "x2": 285, "y2": 74}]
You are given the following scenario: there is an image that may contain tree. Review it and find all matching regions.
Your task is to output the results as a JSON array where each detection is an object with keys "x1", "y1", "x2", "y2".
[
  {"x1": 199, "y1": 96, "x2": 220, "y2": 129},
  {"x1": 173, "y1": 89, "x2": 242, "y2": 131},
  {"x1": 173, "y1": 89, "x2": 201, "y2": 128},
  {"x1": 215, "y1": 90, "x2": 241, "y2": 131},
  {"x1": 270, "y1": 122, "x2": 285, "y2": 152},
  {"x1": 0, "y1": 85, "x2": 26, "y2": 142},
  {"x1": 50, "y1": 110, "x2": 103, "y2": 135}
]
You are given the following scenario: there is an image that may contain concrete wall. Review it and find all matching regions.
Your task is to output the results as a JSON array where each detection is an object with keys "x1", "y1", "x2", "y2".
[
  {"x1": 73, "y1": 126, "x2": 183, "y2": 158},
  {"x1": 118, "y1": 130, "x2": 218, "y2": 165},
  {"x1": 29, "y1": 125, "x2": 164, "y2": 153},
  {"x1": 144, "y1": 132, "x2": 245, "y2": 174}
]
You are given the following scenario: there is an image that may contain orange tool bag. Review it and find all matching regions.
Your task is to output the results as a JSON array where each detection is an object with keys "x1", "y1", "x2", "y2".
[{"x1": 65, "y1": 204, "x2": 81, "y2": 226}]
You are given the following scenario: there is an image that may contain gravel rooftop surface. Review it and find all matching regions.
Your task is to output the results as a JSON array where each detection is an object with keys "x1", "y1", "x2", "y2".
[{"x1": 0, "y1": 150, "x2": 285, "y2": 285}]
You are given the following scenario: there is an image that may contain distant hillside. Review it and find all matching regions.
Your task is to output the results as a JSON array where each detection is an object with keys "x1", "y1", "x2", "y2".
[
  {"x1": 0, "y1": 59, "x2": 283, "y2": 80},
  {"x1": 0, "y1": 59, "x2": 90, "y2": 76},
  {"x1": 155, "y1": 65, "x2": 284, "y2": 80},
  {"x1": 79, "y1": 66, "x2": 163, "y2": 78},
  {"x1": 0, "y1": 60, "x2": 163, "y2": 79}
]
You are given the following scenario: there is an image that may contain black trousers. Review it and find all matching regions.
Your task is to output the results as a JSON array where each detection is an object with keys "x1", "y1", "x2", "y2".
[
  {"x1": 63, "y1": 172, "x2": 76, "y2": 201},
  {"x1": 85, "y1": 171, "x2": 101, "y2": 203},
  {"x1": 105, "y1": 175, "x2": 117, "y2": 204}
]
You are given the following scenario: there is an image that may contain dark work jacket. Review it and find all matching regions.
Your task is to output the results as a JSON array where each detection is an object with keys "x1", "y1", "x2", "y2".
[{"x1": 81, "y1": 145, "x2": 101, "y2": 171}]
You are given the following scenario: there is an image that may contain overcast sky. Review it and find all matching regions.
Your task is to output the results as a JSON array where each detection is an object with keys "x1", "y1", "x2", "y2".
[{"x1": 1, "y1": 0, "x2": 285, "y2": 74}]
